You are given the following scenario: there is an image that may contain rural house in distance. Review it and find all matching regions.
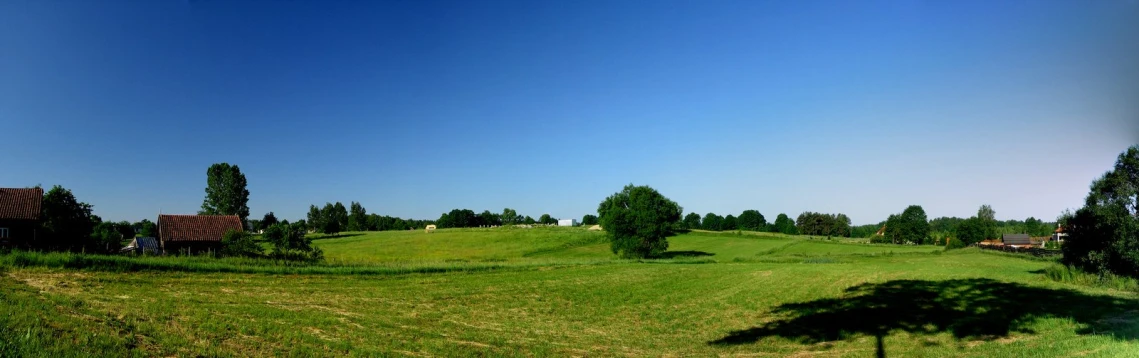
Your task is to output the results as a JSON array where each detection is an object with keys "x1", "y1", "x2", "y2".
[
  {"x1": 157, "y1": 214, "x2": 243, "y2": 254},
  {"x1": 0, "y1": 187, "x2": 43, "y2": 246}
]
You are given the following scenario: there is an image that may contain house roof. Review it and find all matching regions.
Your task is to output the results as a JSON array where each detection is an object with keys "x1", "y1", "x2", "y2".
[
  {"x1": 158, "y1": 214, "x2": 243, "y2": 242},
  {"x1": 1002, "y1": 233, "x2": 1032, "y2": 245},
  {"x1": 0, "y1": 187, "x2": 43, "y2": 220}
]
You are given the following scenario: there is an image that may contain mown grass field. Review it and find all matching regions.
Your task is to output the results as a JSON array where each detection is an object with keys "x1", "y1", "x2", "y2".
[{"x1": 2, "y1": 228, "x2": 1138, "y2": 357}]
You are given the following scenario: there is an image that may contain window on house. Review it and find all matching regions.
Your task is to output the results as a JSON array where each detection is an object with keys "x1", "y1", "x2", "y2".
[{"x1": 0, "y1": 228, "x2": 8, "y2": 239}]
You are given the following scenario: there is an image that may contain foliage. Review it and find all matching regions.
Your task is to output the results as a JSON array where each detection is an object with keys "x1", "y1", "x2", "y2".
[
  {"x1": 220, "y1": 229, "x2": 263, "y2": 258},
  {"x1": 264, "y1": 223, "x2": 323, "y2": 262},
  {"x1": 977, "y1": 204, "x2": 998, "y2": 240},
  {"x1": 1061, "y1": 145, "x2": 1139, "y2": 278},
  {"x1": 597, "y1": 184, "x2": 683, "y2": 258},
  {"x1": 582, "y1": 214, "x2": 599, "y2": 226},
  {"x1": 479, "y1": 210, "x2": 502, "y2": 226},
  {"x1": 523, "y1": 216, "x2": 536, "y2": 225},
  {"x1": 722, "y1": 215, "x2": 738, "y2": 231},
  {"x1": 850, "y1": 223, "x2": 883, "y2": 238},
  {"x1": 260, "y1": 212, "x2": 279, "y2": 231},
  {"x1": 682, "y1": 212, "x2": 702, "y2": 229},
  {"x1": 702, "y1": 213, "x2": 724, "y2": 231},
  {"x1": 90, "y1": 221, "x2": 132, "y2": 254},
  {"x1": 736, "y1": 210, "x2": 766, "y2": 231},
  {"x1": 501, "y1": 208, "x2": 521, "y2": 225},
  {"x1": 945, "y1": 237, "x2": 967, "y2": 250},
  {"x1": 132, "y1": 219, "x2": 157, "y2": 238},
  {"x1": 795, "y1": 212, "x2": 851, "y2": 237},
  {"x1": 956, "y1": 217, "x2": 987, "y2": 245},
  {"x1": 199, "y1": 163, "x2": 251, "y2": 223},
  {"x1": 539, "y1": 214, "x2": 557, "y2": 225},
  {"x1": 771, "y1": 213, "x2": 798, "y2": 235},
  {"x1": 36, "y1": 185, "x2": 96, "y2": 252},
  {"x1": 884, "y1": 205, "x2": 930, "y2": 244},
  {"x1": 347, "y1": 202, "x2": 367, "y2": 231},
  {"x1": 1043, "y1": 264, "x2": 1139, "y2": 292}
]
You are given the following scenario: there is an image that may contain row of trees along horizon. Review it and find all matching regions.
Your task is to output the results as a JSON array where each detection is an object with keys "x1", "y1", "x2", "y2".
[{"x1": 8, "y1": 145, "x2": 1136, "y2": 281}]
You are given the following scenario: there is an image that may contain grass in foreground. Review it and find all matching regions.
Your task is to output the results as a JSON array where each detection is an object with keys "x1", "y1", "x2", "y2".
[{"x1": 2, "y1": 229, "x2": 1137, "y2": 357}]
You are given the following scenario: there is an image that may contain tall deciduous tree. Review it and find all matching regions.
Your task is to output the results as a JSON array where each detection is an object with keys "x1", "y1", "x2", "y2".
[
  {"x1": 539, "y1": 214, "x2": 556, "y2": 225},
  {"x1": 884, "y1": 205, "x2": 930, "y2": 244},
  {"x1": 260, "y1": 212, "x2": 279, "y2": 230},
  {"x1": 582, "y1": 214, "x2": 600, "y2": 226},
  {"x1": 597, "y1": 184, "x2": 682, "y2": 258},
  {"x1": 772, "y1": 213, "x2": 798, "y2": 235},
  {"x1": 723, "y1": 214, "x2": 738, "y2": 231},
  {"x1": 306, "y1": 205, "x2": 322, "y2": 233},
  {"x1": 737, "y1": 210, "x2": 767, "y2": 231},
  {"x1": 1062, "y1": 146, "x2": 1139, "y2": 277},
  {"x1": 332, "y1": 202, "x2": 349, "y2": 230},
  {"x1": 200, "y1": 163, "x2": 250, "y2": 223},
  {"x1": 39, "y1": 185, "x2": 96, "y2": 251},
  {"x1": 683, "y1": 212, "x2": 702, "y2": 229},
  {"x1": 977, "y1": 204, "x2": 997, "y2": 240},
  {"x1": 348, "y1": 202, "x2": 367, "y2": 231},
  {"x1": 702, "y1": 213, "x2": 723, "y2": 231},
  {"x1": 501, "y1": 208, "x2": 520, "y2": 225}
]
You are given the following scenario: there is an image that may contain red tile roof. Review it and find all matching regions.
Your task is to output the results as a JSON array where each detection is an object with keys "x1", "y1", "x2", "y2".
[
  {"x1": 158, "y1": 214, "x2": 243, "y2": 242},
  {"x1": 0, "y1": 187, "x2": 43, "y2": 220}
]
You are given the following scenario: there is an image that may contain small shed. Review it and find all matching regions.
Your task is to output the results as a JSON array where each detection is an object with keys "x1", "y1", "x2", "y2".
[
  {"x1": 1001, "y1": 233, "x2": 1033, "y2": 247},
  {"x1": 558, "y1": 219, "x2": 578, "y2": 227},
  {"x1": 0, "y1": 187, "x2": 43, "y2": 246},
  {"x1": 158, "y1": 214, "x2": 243, "y2": 253},
  {"x1": 121, "y1": 237, "x2": 160, "y2": 255}
]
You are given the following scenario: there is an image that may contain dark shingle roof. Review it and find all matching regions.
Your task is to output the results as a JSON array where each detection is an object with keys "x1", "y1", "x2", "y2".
[
  {"x1": 158, "y1": 215, "x2": 243, "y2": 242},
  {"x1": 1002, "y1": 233, "x2": 1032, "y2": 245},
  {"x1": 0, "y1": 187, "x2": 43, "y2": 220}
]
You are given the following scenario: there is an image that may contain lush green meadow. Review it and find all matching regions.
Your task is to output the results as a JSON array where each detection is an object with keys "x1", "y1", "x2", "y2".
[{"x1": 3, "y1": 228, "x2": 1138, "y2": 357}]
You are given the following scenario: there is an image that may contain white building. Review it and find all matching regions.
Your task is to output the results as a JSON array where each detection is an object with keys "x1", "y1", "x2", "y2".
[{"x1": 558, "y1": 219, "x2": 578, "y2": 227}]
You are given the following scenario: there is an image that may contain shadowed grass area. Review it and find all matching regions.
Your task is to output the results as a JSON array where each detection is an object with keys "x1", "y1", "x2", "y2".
[{"x1": 711, "y1": 278, "x2": 1139, "y2": 357}]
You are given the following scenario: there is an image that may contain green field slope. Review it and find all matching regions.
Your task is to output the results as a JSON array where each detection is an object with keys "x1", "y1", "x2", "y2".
[{"x1": 2, "y1": 228, "x2": 1137, "y2": 357}]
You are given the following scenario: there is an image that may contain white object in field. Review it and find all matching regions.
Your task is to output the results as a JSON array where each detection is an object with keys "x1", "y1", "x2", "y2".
[
  {"x1": 558, "y1": 219, "x2": 578, "y2": 227},
  {"x1": 425, "y1": 224, "x2": 436, "y2": 233}
]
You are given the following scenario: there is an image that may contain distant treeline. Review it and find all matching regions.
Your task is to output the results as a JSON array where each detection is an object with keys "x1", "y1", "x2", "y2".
[
  {"x1": 301, "y1": 202, "x2": 433, "y2": 235},
  {"x1": 679, "y1": 210, "x2": 847, "y2": 237},
  {"x1": 435, "y1": 208, "x2": 564, "y2": 228}
]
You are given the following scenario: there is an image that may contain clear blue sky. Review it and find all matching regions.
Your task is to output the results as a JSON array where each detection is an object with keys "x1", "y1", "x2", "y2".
[{"x1": 2, "y1": 1, "x2": 1137, "y2": 225}]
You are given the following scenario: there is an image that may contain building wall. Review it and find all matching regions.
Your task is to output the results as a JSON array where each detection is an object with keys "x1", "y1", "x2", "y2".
[{"x1": 0, "y1": 219, "x2": 38, "y2": 246}]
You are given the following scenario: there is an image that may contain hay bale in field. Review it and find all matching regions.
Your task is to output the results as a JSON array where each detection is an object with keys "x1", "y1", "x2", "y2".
[
  {"x1": 588, "y1": 225, "x2": 602, "y2": 231},
  {"x1": 425, "y1": 224, "x2": 436, "y2": 233}
]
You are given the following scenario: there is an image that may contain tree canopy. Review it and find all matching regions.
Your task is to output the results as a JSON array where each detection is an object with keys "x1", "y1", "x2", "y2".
[
  {"x1": 582, "y1": 214, "x2": 599, "y2": 226},
  {"x1": 1062, "y1": 145, "x2": 1139, "y2": 277},
  {"x1": 772, "y1": 213, "x2": 798, "y2": 235},
  {"x1": 737, "y1": 210, "x2": 767, "y2": 231},
  {"x1": 597, "y1": 184, "x2": 683, "y2": 258},
  {"x1": 199, "y1": 163, "x2": 250, "y2": 223},
  {"x1": 702, "y1": 213, "x2": 724, "y2": 231},
  {"x1": 795, "y1": 212, "x2": 851, "y2": 237},
  {"x1": 39, "y1": 185, "x2": 96, "y2": 251},
  {"x1": 683, "y1": 212, "x2": 702, "y2": 229},
  {"x1": 884, "y1": 205, "x2": 931, "y2": 244}
]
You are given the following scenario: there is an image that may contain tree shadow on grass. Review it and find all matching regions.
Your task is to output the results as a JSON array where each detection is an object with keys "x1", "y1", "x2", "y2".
[
  {"x1": 709, "y1": 278, "x2": 1139, "y2": 357},
  {"x1": 310, "y1": 233, "x2": 366, "y2": 240},
  {"x1": 654, "y1": 250, "x2": 714, "y2": 259}
]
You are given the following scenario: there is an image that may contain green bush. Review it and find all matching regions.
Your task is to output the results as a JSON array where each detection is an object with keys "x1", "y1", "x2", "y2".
[
  {"x1": 220, "y1": 230, "x2": 263, "y2": 258},
  {"x1": 945, "y1": 237, "x2": 967, "y2": 250},
  {"x1": 1043, "y1": 264, "x2": 1139, "y2": 292}
]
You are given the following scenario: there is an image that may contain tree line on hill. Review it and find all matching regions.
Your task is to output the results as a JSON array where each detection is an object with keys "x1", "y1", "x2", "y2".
[{"x1": 678, "y1": 210, "x2": 844, "y2": 237}]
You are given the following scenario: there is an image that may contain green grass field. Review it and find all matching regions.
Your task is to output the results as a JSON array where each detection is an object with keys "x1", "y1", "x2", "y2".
[{"x1": 3, "y1": 228, "x2": 1137, "y2": 357}]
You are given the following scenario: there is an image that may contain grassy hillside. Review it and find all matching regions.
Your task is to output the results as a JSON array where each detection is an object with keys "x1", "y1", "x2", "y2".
[{"x1": 2, "y1": 228, "x2": 1137, "y2": 357}]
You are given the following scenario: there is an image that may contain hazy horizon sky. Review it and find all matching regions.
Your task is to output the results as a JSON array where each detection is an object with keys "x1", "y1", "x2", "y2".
[{"x1": 2, "y1": 1, "x2": 1137, "y2": 225}]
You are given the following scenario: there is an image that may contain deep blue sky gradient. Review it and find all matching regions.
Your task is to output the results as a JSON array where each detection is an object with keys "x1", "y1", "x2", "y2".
[{"x1": 2, "y1": 1, "x2": 1137, "y2": 224}]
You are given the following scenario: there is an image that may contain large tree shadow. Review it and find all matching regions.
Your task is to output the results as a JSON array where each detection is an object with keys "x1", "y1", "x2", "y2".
[
  {"x1": 654, "y1": 250, "x2": 714, "y2": 259},
  {"x1": 709, "y1": 278, "x2": 1139, "y2": 357}
]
